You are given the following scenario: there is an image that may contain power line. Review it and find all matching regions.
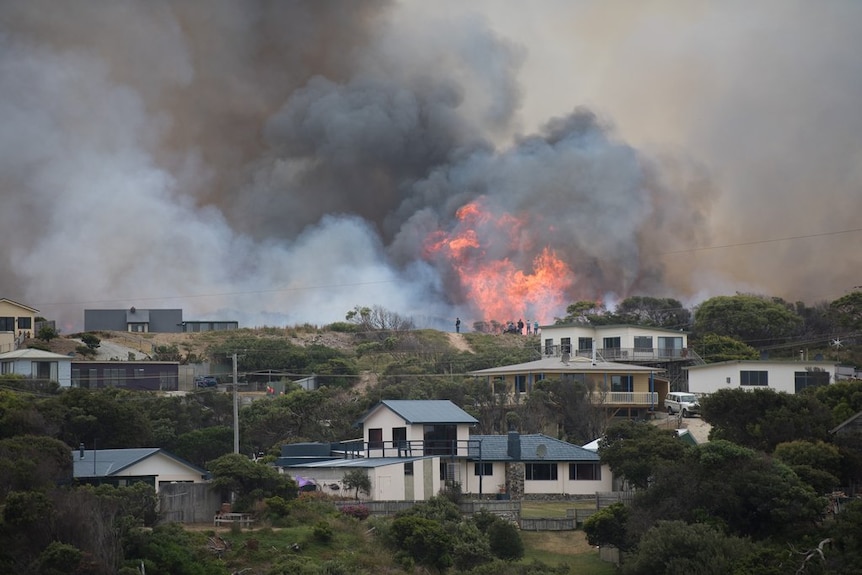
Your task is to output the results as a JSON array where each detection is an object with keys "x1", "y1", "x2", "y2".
[{"x1": 662, "y1": 227, "x2": 862, "y2": 255}]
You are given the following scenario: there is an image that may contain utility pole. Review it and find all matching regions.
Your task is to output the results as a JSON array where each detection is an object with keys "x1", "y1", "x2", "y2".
[{"x1": 233, "y1": 352, "x2": 239, "y2": 454}]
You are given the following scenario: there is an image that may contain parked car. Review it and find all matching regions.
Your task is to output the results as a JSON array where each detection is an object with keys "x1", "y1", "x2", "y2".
[
  {"x1": 195, "y1": 376, "x2": 218, "y2": 388},
  {"x1": 664, "y1": 392, "x2": 700, "y2": 418}
]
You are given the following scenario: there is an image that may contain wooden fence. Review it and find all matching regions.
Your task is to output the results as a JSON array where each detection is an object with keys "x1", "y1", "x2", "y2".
[
  {"x1": 596, "y1": 491, "x2": 636, "y2": 509},
  {"x1": 336, "y1": 493, "x2": 638, "y2": 532},
  {"x1": 333, "y1": 499, "x2": 521, "y2": 517}
]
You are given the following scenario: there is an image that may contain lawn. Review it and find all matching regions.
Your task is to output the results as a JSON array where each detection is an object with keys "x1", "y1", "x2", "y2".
[
  {"x1": 520, "y1": 531, "x2": 617, "y2": 574},
  {"x1": 520, "y1": 499, "x2": 596, "y2": 519}
]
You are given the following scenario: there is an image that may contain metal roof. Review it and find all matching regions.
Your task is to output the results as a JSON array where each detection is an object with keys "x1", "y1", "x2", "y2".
[
  {"x1": 468, "y1": 355, "x2": 663, "y2": 376},
  {"x1": 72, "y1": 448, "x2": 208, "y2": 478},
  {"x1": 0, "y1": 348, "x2": 73, "y2": 360},
  {"x1": 359, "y1": 400, "x2": 479, "y2": 425},
  {"x1": 469, "y1": 433, "x2": 600, "y2": 462}
]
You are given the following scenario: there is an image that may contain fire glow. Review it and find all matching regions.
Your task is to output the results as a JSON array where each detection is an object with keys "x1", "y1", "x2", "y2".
[{"x1": 424, "y1": 198, "x2": 576, "y2": 324}]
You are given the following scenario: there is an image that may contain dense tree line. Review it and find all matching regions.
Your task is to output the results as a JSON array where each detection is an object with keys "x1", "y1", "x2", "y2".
[
  {"x1": 556, "y1": 292, "x2": 862, "y2": 364},
  {"x1": 585, "y1": 382, "x2": 862, "y2": 573}
]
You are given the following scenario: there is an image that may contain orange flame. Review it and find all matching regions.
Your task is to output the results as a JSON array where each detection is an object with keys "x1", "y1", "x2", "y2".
[{"x1": 424, "y1": 197, "x2": 575, "y2": 324}]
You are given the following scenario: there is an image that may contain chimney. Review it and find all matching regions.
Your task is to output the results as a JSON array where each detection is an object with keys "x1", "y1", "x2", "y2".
[{"x1": 507, "y1": 431, "x2": 521, "y2": 460}]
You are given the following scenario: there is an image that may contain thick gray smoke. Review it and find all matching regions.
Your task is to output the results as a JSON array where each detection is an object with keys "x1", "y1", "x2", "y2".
[{"x1": 1, "y1": 1, "x2": 856, "y2": 332}]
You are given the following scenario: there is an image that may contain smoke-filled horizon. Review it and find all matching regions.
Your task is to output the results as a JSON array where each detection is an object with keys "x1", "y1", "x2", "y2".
[{"x1": 2, "y1": 1, "x2": 860, "y2": 332}]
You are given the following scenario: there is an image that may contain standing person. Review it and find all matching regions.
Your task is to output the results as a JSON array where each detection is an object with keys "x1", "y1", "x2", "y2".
[
  {"x1": 517, "y1": 319, "x2": 524, "y2": 334},
  {"x1": 526, "y1": 321, "x2": 531, "y2": 335},
  {"x1": 533, "y1": 320, "x2": 539, "y2": 335},
  {"x1": 455, "y1": 317, "x2": 461, "y2": 333}
]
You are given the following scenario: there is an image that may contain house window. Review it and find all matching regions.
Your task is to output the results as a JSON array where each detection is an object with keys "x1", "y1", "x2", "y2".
[
  {"x1": 611, "y1": 375, "x2": 633, "y2": 392},
  {"x1": 560, "y1": 338, "x2": 572, "y2": 354},
  {"x1": 404, "y1": 462, "x2": 414, "y2": 476},
  {"x1": 740, "y1": 371, "x2": 768, "y2": 386},
  {"x1": 525, "y1": 463, "x2": 558, "y2": 481},
  {"x1": 474, "y1": 462, "x2": 493, "y2": 476},
  {"x1": 658, "y1": 336, "x2": 683, "y2": 357},
  {"x1": 544, "y1": 339, "x2": 554, "y2": 355},
  {"x1": 393, "y1": 427, "x2": 407, "y2": 451},
  {"x1": 634, "y1": 336, "x2": 653, "y2": 351},
  {"x1": 439, "y1": 461, "x2": 457, "y2": 481},
  {"x1": 1, "y1": 361, "x2": 12, "y2": 374},
  {"x1": 33, "y1": 361, "x2": 56, "y2": 381},
  {"x1": 604, "y1": 337, "x2": 622, "y2": 359},
  {"x1": 106, "y1": 368, "x2": 125, "y2": 387},
  {"x1": 17, "y1": 317, "x2": 32, "y2": 330},
  {"x1": 424, "y1": 424, "x2": 457, "y2": 456},
  {"x1": 578, "y1": 338, "x2": 593, "y2": 353},
  {"x1": 0, "y1": 317, "x2": 13, "y2": 331},
  {"x1": 569, "y1": 463, "x2": 602, "y2": 481},
  {"x1": 368, "y1": 428, "x2": 383, "y2": 449},
  {"x1": 794, "y1": 371, "x2": 829, "y2": 393},
  {"x1": 515, "y1": 375, "x2": 527, "y2": 394}
]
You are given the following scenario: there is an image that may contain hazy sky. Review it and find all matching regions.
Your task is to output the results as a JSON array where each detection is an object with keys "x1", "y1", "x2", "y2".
[{"x1": 2, "y1": 1, "x2": 860, "y2": 331}]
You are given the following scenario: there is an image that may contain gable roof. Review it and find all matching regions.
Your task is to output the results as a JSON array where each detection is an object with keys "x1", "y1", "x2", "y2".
[
  {"x1": 359, "y1": 400, "x2": 478, "y2": 425},
  {"x1": 469, "y1": 433, "x2": 600, "y2": 462},
  {"x1": 0, "y1": 348, "x2": 73, "y2": 361},
  {"x1": 72, "y1": 448, "x2": 208, "y2": 479},
  {"x1": 0, "y1": 298, "x2": 39, "y2": 313},
  {"x1": 468, "y1": 355, "x2": 664, "y2": 376}
]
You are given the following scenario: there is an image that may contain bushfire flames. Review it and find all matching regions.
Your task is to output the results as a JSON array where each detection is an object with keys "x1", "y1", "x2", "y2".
[{"x1": 424, "y1": 198, "x2": 575, "y2": 326}]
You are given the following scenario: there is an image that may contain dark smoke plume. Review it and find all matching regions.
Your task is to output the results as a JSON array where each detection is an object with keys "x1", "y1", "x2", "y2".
[{"x1": 3, "y1": 1, "x2": 853, "y2": 332}]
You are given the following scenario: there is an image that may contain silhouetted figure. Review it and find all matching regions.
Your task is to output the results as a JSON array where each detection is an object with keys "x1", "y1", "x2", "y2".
[{"x1": 455, "y1": 317, "x2": 461, "y2": 333}]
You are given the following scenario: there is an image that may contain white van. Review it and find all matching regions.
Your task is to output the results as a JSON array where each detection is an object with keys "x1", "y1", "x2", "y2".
[{"x1": 664, "y1": 392, "x2": 700, "y2": 418}]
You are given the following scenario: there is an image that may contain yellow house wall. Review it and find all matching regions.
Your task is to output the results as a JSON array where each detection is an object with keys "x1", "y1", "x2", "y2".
[{"x1": 493, "y1": 371, "x2": 658, "y2": 393}]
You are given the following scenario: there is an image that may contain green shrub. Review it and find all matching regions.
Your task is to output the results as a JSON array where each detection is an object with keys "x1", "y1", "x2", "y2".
[
  {"x1": 487, "y1": 521, "x2": 524, "y2": 561},
  {"x1": 390, "y1": 514, "x2": 454, "y2": 572},
  {"x1": 312, "y1": 521, "x2": 334, "y2": 543}
]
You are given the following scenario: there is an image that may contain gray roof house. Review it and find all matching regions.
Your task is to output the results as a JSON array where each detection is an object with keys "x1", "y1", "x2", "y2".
[
  {"x1": 282, "y1": 400, "x2": 612, "y2": 501},
  {"x1": 73, "y1": 447, "x2": 209, "y2": 493}
]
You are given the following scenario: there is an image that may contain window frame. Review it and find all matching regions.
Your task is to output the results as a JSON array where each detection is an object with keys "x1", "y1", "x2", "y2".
[
  {"x1": 740, "y1": 370, "x2": 769, "y2": 386},
  {"x1": 569, "y1": 463, "x2": 602, "y2": 481},
  {"x1": 525, "y1": 463, "x2": 558, "y2": 481}
]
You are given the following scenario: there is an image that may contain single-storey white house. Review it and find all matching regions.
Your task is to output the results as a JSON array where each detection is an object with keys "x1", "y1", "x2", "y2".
[
  {"x1": 282, "y1": 400, "x2": 612, "y2": 501},
  {"x1": 686, "y1": 359, "x2": 840, "y2": 396},
  {"x1": 0, "y1": 348, "x2": 73, "y2": 386},
  {"x1": 72, "y1": 447, "x2": 210, "y2": 493}
]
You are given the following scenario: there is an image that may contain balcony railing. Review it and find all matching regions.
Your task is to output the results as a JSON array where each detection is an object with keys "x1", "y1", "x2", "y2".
[
  {"x1": 346, "y1": 439, "x2": 482, "y2": 459},
  {"x1": 587, "y1": 391, "x2": 659, "y2": 407},
  {"x1": 543, "y1": 346, "x2": 703, "y2": 364}
]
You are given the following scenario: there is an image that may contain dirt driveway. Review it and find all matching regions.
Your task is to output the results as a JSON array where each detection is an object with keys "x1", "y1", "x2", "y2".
[{"x1": 651, "y1": 410, "x2": 712, "y2": 443}]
